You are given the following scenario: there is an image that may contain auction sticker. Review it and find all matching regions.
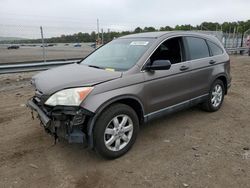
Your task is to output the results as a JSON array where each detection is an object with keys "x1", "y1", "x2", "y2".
[{"x1": 130, "y1": 41, "x2": 149, "y2": 46}]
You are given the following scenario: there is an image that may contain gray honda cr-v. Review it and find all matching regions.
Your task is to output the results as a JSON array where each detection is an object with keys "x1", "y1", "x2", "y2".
[{"x1": 28, "y1": 31, "x2": 231, "y2": 158}]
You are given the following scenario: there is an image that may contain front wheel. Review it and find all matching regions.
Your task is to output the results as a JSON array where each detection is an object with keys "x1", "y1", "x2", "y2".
[
  {"x1": 93, "y1": 103, "x2": 139, "y2": 159},
  {"x1": 202, "y1": 79, "x2": 225, "y2": 112}
]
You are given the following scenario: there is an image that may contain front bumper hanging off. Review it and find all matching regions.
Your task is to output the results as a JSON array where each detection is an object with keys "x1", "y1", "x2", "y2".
[
  {"x1": 27, "y1": 100, "x2": 51, "y2": 126},
  {"x1": 27, "y1": 98, "x2": 92, "y2": 144}
]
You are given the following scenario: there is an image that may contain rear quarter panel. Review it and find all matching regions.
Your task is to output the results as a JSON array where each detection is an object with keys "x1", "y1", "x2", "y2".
[
  {"x1": 210, "y1": 53, "x2": 231, "y2": 86},
  {"x1": 189, "y1": 52, "x2": 230, "y2": 97}
]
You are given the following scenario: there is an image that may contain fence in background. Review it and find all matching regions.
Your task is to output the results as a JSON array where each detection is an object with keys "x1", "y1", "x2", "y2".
[
  {"x1": 0, "y1": 25, "x2": 249, "y2": 64},
  {"x1": 222, "y1": 33, "x2": 244, "y2": 48}
]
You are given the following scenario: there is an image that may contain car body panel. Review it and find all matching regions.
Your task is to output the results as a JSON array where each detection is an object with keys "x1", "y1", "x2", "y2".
[
  {"x1": 81, "y1": 71, "x2": 145, "y2": 113},
  {"x1": 31, "y1": 63, "x2": 122, "y2": 94},
  {"x1": 142, "y1": 61, "x2": 193, "y2": 114}
]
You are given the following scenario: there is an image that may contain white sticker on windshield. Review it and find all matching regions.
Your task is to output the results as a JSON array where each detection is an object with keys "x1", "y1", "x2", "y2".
[{"x1": 130, "y1": 41, "x2": 149, "y2": 46}]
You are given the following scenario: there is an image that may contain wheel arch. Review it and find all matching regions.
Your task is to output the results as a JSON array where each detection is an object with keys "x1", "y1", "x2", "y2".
[
  {"x1": 86, "y1": 95, "x2": 145, "y2": 148},
  {"x1": 214, "y1": 74, "x2": 228, "y2": 95}
]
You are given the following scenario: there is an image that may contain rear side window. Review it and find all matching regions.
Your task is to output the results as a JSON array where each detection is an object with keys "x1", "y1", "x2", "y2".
[
  {"x1": 185, "y1": 37, "x2": 209, "y2": 60},
  {"x1": 207, "y1": 40, "x2": 224, "y2": 56}
]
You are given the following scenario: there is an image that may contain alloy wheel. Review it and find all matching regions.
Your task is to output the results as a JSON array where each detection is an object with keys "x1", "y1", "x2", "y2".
[
  {"x1": 211, "y1": 84, "x2": 223, "y2": 108},
  {"x1": 104, "y1": 114, "x2": 133, "y2": 151}
]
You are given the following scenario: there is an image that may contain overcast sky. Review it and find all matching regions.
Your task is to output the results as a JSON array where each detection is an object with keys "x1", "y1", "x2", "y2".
[{"x1": 0, "y1": 0, "x2": 250, "y2": 38}]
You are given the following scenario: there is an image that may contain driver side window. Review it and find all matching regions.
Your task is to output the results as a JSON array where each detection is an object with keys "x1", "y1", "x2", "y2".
[{"x1": 150, "y1": 37, "x2": 184, "y2": 65}]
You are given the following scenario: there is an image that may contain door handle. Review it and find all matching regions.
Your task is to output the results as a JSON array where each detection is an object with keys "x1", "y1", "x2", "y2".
[
  {"x1": 209, "y1": 60, "x2": 216, "y2": 64},
  {"x1": 179, "y1": 66, "x2": 189, "y2": 71}
]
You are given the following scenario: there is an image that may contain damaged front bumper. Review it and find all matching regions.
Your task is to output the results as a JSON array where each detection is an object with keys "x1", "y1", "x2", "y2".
[{"x1": 27, "y1": 98, "x2": 93, "y2": 144}]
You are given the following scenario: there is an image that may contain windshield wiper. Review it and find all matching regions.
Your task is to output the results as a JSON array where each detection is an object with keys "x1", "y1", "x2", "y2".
[{"x1": 88, "y1": 65, "x2": 103, "y2": 69}]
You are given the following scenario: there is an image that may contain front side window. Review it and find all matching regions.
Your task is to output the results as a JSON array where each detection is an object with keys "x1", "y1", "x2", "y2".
[
  {"x1": 150, "y1": 37, "x2": 183, "y2": 64},
  {"x1": 207, "y1": 40, "x2": 224, "y2": 56},
  {"x1": 185, "y1": 37, "x2": 209, "y2": 60},
  {"x1": 81, "y1": 38, "x2": 154, "y2": 71}
]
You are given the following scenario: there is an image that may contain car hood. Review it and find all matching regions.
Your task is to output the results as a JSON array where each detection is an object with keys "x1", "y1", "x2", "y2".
[{"x1": 32, "y1": 63, "x2": 122, "y2": 94}]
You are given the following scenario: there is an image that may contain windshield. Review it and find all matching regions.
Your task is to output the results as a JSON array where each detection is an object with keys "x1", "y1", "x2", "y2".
[{"x1": 81, "y1": 38, "x2": 154, "y2": 71}]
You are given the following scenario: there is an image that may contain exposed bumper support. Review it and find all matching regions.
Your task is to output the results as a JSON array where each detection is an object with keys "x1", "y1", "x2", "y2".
[
  {"x1": 27, "y1": 99, "x2": 51, "y2": 127},
  {"x1": 27, "y1": 98, "x2": 91, "y2": 144}
]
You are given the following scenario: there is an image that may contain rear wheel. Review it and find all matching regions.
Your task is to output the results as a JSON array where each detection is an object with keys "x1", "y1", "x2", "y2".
[
  {"x1": 202, "y1": 79, "x2": 225, "y2": 112},
  {"x1": 93, "y1": 103, "x2": 139, "y2": 159}
]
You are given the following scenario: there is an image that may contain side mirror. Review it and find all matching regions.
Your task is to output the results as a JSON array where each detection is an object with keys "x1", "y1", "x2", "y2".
[{"x1": 145, "y1": 60, "x2": 171, "y2": 71}]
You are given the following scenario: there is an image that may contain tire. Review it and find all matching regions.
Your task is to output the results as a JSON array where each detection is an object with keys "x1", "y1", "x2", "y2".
[
  {"x1": 202, "y1": 79, "x2": 225, "y2": 112},
  {"x1": 93, "y1": 103, "x2": 139, "y2": 159}
]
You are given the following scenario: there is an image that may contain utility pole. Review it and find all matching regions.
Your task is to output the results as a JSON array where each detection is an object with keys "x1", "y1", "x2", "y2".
[
  {"x1": 228, "y1": 26, "x2": 231, "y2": 49},
  {"x1": 97, "y1": 19, "x2": 100, "y2": 41},
  {"x1": 101, "y1": 29, "x2": 104, "y2": 45},
  {"x1": 240, "y1": 25, "x2": 245, "y2": 53},
  {"x1": 232, "y1": 27, "x2": 236, "y2": 48},
  {"x1": 236, "y1": 26, "x2": 239, "y2": 48},
  {"x1": 108, "y1": 28, "x2": 110, "y2": 41},
  {"x1": 40, "y1": 26, "x2": 46, "y2": 62}
]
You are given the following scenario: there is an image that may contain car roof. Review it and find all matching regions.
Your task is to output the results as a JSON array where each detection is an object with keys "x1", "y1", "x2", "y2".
[
  {"x1": 120, "y1": 31, "x2": 217, "y2": 40},
  {"x1": 120, "y1": 31, "x2": 172, "y2": 38}
]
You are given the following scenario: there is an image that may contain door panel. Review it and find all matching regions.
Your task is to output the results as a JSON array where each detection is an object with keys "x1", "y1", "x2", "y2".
[
  {"x1": 183, "y1": 36, "x2": 213, "y2": 98},
  {"x1": 188, "y1": 58, "x2": 214, "y2": 97},
  {"x1": 143, "y1": 62, "x2": 193, "y2": 114}
]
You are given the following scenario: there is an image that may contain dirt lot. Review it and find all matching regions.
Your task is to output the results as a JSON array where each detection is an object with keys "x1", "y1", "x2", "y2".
[
  {"x1": 0, "y1": 44, "x2": 94, "y2": 64},
  {"x1": 0, "y1": 55, "x2": 250, "y2": 188}
]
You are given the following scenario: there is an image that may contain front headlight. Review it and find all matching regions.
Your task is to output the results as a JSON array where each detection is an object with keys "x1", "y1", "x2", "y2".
[{"x1": 45, "y1": 87, "x2": 93, "y2": 106}]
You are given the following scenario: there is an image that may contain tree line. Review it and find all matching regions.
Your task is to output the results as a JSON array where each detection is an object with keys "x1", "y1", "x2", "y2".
[{"x1": 4, "y1": 20, "x2": 250, "y2": 44}]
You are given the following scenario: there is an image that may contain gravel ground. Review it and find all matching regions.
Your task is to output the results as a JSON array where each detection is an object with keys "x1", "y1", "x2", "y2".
[{"x1": 0, "y1": 55, "x2": 250, "y2": 188}]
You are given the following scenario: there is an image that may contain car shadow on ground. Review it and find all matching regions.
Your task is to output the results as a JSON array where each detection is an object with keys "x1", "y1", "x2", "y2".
[{"x1": 47, "y1": 105, "x2": 207, "y2": 162}]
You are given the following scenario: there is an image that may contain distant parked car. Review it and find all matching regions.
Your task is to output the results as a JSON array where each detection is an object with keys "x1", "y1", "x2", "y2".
[
  {"x1": 74, "y1": 43, "x2": 81, "y2": 47},
  {"x1": 40, "y1": 44, "x2": 49, "y2": 47},
  {"x1": 7, "y1": 45, "x2": 19, "y2": 49},
  {"x1": 89, "y1": 43, "x2": 96, "y2": 48}
]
